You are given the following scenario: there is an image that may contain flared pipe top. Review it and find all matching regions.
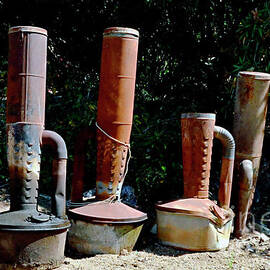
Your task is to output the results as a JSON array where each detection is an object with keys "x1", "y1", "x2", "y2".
[
  {"x1": 238, "y1": 71, "x2": 270, "y2": 81},
  {"x1": 9, "y1": 26, "x2": 48, "y2": 36},
  {"x1": 181, "y1": 113, "x2": 216, "y2": 120},
  {"x1": 103, "y1": 27, "x2": 139, "y2": 38}
]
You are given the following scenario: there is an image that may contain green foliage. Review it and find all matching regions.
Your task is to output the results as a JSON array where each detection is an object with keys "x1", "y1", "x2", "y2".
[
  {"x1": 0, "y1": 0, "x2": 269, "y2": 216},
  {"x1": 233, "y1": 1, "x2": 270, "y2": 73}
]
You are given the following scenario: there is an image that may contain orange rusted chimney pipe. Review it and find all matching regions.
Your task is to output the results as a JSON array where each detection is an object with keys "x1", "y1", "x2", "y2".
[
  {"x1": 68, "y1": 27, "x2": 147, "y2": 255},
  {"x1": 156, "y1": 113, "x2": 235, "y2": 251},
  {"x1": 95, "y1": 27, "x2": 139, "y2": 200},
  {"x1": 181, "y1": 113, "x2": 235, "y2": 208}
]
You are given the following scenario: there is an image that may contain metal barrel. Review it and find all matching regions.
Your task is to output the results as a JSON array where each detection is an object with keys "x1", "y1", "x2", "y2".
[
  {"x1": 233, "y1": 71, "x2": 270, "y2": 237},
  {"x1": 96, "y1": 27, "x2": 139, "y2": 200},
  {"x1": 181, "y1": 113, "x2": 216, "y2": 199}
]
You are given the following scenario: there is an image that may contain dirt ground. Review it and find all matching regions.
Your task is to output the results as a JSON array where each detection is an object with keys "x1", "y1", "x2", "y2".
[
  {"x1": 0, "y1": 190, "x2": 269, "y2": 270},
  {"x1": 59, "y1": 232, "x2": 270, "y2": 270}
]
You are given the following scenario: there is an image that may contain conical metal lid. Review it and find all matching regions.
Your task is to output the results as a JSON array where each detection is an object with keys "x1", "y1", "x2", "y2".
[
  {"x1": 156, "y1": 198, "x2": 234, "y2": 226},
  {"x1": 69, "y1": 201, "x2": 147, "y2": 224}
]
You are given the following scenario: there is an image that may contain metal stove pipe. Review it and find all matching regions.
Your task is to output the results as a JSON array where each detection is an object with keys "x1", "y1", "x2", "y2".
[
  {"x1": 155, "y1": 113, "x2": 235, "y2": 251},
  {"x1": 0, "y1": 26, "x2": 70, "y2": 268},
  {"x1": 41, "y1": 130, "x2": 67, "y2": 218},
  {"x1": 181, "y1": 113, "x2": 235, "y2": 207},
  {"x1": 233, "y1": 71, "x2": 270, "y2": 237},
  {"x1": 96, "y1": 27, "x2": 139, "y2": 200},
  {"x1": 68, "y1": 27, "x2": 147, "y2": 255}
]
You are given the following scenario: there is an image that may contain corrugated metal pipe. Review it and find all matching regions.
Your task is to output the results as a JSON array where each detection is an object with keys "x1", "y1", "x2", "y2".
[{"x1": 214, "y1": 126, "x2": 235, "y2": 209}]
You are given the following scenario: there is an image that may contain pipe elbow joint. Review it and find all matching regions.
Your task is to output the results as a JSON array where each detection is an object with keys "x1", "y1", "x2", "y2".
[
  {"x1": 239, "y1": 159, "x2": 253, "y2": 190},
  {"x1": 214, "y1": 126, "x2": 235, "y2": 160},
  {"x1": 41, "y1": 130, "x2": 67, "y2": 159}
]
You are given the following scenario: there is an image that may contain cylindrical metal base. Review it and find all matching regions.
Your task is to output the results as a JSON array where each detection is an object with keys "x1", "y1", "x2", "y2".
[
  {"x1": 68, "y1": 219, "x2": 143, "y2": 255},
  {"x1": 0, "y1": 229, "x2": 67, "y2": 269},
  {"x1": 156, "y1": 209, "x2": 233, "y2": 251}
]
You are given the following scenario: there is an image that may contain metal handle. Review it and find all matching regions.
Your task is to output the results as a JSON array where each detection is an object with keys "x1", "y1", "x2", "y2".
[{"x1": 214, "y1": 126, "x2": 235, "y2": 209}]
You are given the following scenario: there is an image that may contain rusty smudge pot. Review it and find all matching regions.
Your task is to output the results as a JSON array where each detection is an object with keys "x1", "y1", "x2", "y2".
[
  {"x1": 68, "y1": 27, "x2": 147, "y2": 255},
  {"x1": 233, "y1": 71, "x2": 270, "y2": 238},
  {"x1": 156, "y1": 113, "x2": 235, "y2": 251},
  {"x1": 0, "y1": 26, "x2": 70, "y2": 269}
]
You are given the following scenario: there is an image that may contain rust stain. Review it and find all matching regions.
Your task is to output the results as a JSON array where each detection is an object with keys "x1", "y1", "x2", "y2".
[
  {"x1": 233, "y1": 71, "x2": 270, "y2": 238},
  {"x1": 95, "y1": 27, "x2": 139, "y2": 200},
  {"x1": 0, "y1": 26, "x2": 70, "y2": 267},
  {"x1": 181, "y1": 113, "x2": 215, "y2": 199}
]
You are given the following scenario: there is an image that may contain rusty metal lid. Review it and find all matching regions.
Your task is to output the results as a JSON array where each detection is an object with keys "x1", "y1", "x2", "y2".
[
  {"x1": 156, "y1": 198, "x2": 233, "y2": 226},
  {"x1": 239, "y1": 71, "x2": 270, "y2": 81},
  {"x1": 103, "y1": 27, "x2": 139, "y2": 38},
  {"x1": 69, "y1": 201, "x2": 147, "y2": 224},
  {"x1": 0, "y1": 210, "x2": 70, "y2": 231},
  {"x1": 9, "y1": 26, "x2": 48, "y2": 36},
  {"x1": 181, "y1": 113, "x2": 216, "y2": 120}
]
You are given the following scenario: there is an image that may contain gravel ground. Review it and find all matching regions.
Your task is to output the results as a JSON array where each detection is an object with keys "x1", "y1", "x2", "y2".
[{"x1": 58, "y1": 232, "x2": 270, "y2": 270}]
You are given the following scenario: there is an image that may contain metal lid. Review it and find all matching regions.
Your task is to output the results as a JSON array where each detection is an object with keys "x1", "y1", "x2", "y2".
[
  {"x1": 0, "y1": 210, "x2": 70, "y2": 231},
  {"x1": 103, "y1": 27, "x2": 139, "y2": 38},
  {"x1": 239, "y1": 71, "x2": 270, "y2": 81},
  {"x1": 69, "y1": 201, "x2": 147, "y2": 224},
  {"x1": 9, "y1": 26, "x2": 48, "y2": 36},
  {"x1": 181, "y1": 113, "x2": 216, "y2": 120},
  {"x1": 156, "y1": 198, "x2": 233, "y2": 226}
]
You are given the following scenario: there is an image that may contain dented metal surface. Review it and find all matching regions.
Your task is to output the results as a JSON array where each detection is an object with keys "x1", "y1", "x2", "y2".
[
  {"x1": 0, "y1": 26, "x2": 70, "y2": 267},
  {"x1": 233, "y1": 71, "x2": 270, "y2": 238},
  {"x1": 0, "y1": 230, "x2": 67, "y2": 268},
  {"x1": 156, "y1": 113, "x2": 235, "y2": 251},
  {"x1": 68, "y1": 219, "x2": 143, "y2": 255},
  {"x1": 156, "y1": 206, "x2": 233, "y2": 251}
]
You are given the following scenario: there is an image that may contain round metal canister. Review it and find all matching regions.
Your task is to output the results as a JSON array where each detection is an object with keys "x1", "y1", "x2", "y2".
[{"x1": 68, "y1": 201, "x2": 147, "y2": 254}]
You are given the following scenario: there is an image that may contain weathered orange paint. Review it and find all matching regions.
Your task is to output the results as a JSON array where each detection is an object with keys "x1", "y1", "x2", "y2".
[
  {"x1": 96, "y1": 27, "x2": 139, "y2": 200},
  {"x1": 181, "y1": 113, "x2": 215, "y2": 199},
  {"x1": 68, "y1": 27, "x2": 147, "y2": 255},
  {"x1": 156, "y1": 113, "x2": 235, "y2": 251}
]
